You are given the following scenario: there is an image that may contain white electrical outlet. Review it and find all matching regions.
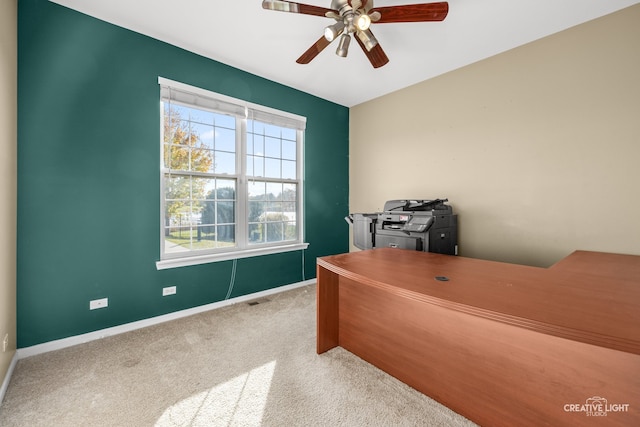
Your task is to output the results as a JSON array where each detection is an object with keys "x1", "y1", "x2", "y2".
[
  {"x1": 90, "y1": 297, "x2": 108, "y2": 310},
  {"x1": 162, "y1": 286, "x2": 177, "y2": 296},
  {"x1": 2, "y1": 333, "x2": 8, "y2": 352}
]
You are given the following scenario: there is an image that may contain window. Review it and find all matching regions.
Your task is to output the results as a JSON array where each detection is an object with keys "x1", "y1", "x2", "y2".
[{"x1": 157, "y1": 78, "x2": 307, "y2": 269}]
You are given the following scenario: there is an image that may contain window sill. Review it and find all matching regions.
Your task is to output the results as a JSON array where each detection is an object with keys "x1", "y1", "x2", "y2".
[{"x1": 156, "y1": 242, "x2": 309, "y2": 270}]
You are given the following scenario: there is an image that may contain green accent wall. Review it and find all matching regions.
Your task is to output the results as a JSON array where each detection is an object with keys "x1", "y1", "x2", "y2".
[{"x1": 17, "y1": 0, "x2": 349, "y2": 347}]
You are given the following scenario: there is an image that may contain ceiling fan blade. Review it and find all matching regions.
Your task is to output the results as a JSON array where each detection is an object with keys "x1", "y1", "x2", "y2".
[
  {"x1": 354, "y1": 31, "x2": 389, "y2": 68},
  {"x1": 296, "y1": 36, "x2": 332, "y2": 64},
  {"x1": 262, "y1": 0, "x2": 337, "y2": 17},
  {"x1": 371, "y1": 2, "x2": 449, "y2": 23}
]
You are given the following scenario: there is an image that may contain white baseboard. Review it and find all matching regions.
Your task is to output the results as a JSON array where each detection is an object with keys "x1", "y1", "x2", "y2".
[
  {"x1": 17, "y1": 279, "x2": 316, "y2": 360},
  {"x1": 0, "y1": 351, "x2": 18, "y2": 405}
]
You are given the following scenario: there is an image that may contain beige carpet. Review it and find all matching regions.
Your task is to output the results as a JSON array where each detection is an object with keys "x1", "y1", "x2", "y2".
[{"x1": 0, "y1": 284, "x2": 476, "y2": 426}]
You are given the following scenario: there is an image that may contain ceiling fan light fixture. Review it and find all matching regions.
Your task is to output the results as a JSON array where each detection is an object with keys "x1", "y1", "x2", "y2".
[
  {"x1": 324, "y1": 21, "x2": 345, "y2": 42},
  {"x1": 357, "y1": 29, "x2": 378, "y2": 51},
  {"x1": 336, "y1": 33, "x2": 351, "y2": 57},
  {"x1": 356, "y1": 13, "x2": 371, "y2": 31}
]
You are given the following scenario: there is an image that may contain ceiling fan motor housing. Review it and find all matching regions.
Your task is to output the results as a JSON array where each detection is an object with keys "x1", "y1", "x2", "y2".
[
  {"x1": 332, "y1": 0, "x2": 373, "y2": 17},
  {"x1": 331, "y1": 0, "x2": 373, "y2": 34}
]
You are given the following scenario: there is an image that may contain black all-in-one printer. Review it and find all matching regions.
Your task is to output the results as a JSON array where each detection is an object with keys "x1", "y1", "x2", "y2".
[{"x1": 346, "y1": 199, "x2": 458, "y2": 255}]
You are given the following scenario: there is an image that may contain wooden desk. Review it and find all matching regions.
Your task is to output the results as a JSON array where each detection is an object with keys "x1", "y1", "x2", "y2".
[{"x1": 317, "y1": 248, "x2": 640, "y2": 426}]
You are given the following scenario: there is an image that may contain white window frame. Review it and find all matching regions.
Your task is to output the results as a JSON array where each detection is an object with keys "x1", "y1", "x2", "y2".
[{"x1": 156, "y1": 77, "x2": 308, "y2": 270}]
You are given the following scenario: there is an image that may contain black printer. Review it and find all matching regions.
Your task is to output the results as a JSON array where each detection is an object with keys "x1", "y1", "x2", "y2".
[{"x1": 346, "y1": 199, "x2": 458, "y2": 255}]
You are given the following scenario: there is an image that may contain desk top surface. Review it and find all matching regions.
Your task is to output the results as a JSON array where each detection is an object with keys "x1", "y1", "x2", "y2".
[{"x1": 318, "y1": 248, "x2": 640, "y2": 354}]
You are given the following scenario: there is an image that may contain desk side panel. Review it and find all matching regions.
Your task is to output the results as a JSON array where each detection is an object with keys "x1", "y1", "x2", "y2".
[
  {"x1": 338, "y1": 277, "x2": 640, "y2": 427},
  {"x1": 316, "y1": 264, "x2": 339, "y2": 354}
]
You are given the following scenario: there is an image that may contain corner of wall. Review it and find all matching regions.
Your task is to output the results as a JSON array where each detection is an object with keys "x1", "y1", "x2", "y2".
[{"x1": 0, "y1": 0, "x2": 18, "y2": 397}]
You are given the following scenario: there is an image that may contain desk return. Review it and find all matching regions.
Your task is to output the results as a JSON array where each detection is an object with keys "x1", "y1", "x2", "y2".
[{"x1": 316, "y1": 248, "x2": 639, "y2": 426}]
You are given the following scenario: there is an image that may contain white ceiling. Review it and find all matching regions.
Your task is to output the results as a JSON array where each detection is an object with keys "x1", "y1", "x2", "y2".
[{"x1": 50, "y1": 0, "x2": 639, "y2": 107}]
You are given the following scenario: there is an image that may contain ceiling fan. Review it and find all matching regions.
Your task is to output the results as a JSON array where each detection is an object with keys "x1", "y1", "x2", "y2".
[{"x1": 262, "y1": 0, "x2": 449, "y2": 68}]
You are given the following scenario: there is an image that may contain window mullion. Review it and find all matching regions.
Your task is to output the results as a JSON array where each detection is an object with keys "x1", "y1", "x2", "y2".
[{"x1": 236, "y1": 117, "x2": 248, "y2": 250}]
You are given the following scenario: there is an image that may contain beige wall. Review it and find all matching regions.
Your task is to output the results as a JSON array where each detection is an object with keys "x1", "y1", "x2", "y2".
[
  {"x1": 0, "y1": 0, "x2": 18, "y2": 388},
  {"x1": 350, "y1": 5, "x2": 640, "y2": 267}
]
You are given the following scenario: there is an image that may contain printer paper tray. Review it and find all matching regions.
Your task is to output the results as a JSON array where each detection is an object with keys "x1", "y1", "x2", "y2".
[{"x1": 376, "y1": 233, "x2": 423, "y2": 251}]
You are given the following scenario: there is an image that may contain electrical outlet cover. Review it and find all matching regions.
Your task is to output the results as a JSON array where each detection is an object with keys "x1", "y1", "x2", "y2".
[
  {"x1": 162, "y1": 286, "x2": 177, "y2": 296},
  {"x1": 90, "y1": 298, "x2": 108, "y2": 310}
]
